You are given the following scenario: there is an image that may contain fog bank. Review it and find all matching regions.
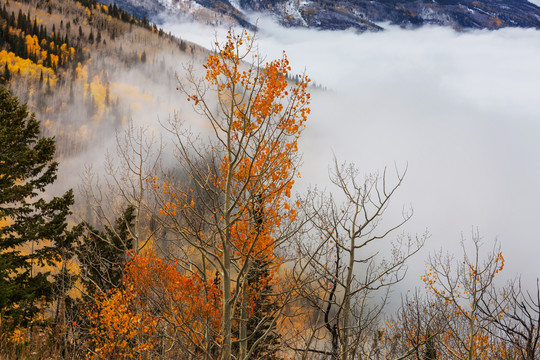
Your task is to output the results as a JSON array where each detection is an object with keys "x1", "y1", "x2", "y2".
[{"x1": 164, "y1": 19, "x2": 540, "y2": 289}]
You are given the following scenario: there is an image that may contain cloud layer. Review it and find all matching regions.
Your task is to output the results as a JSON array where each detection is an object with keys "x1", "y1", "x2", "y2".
[{"x1": 165, "y1": 19, "x2": 540, "y2": 289}]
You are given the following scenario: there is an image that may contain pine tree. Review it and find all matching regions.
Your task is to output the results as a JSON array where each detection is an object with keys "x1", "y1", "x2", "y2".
[
  {"x1": 242, "y1": 195, "x2": 282, "y2": 358},
  {"x1": 46, "y1": 75, "x2": 52, "y2": 95},
  {"x1": 76, "y1": 205, "x2": 135, "y2": 297},
  {"x1": 1, "y1": 63, "x2": 10, "y2": 84},
  {"x1": 423, "y1": 334, "x2": 437, "y2": 360},
  {"x1": 69, "y1": 79, "x2": 74, "y2": 104},
  {"x1": 104, "y1": 81, "x2": 110, "y2": 106},
  {"x1": 0, "y1": 87, "x2": 74, "y2": 329},
  {"x1": 244, "y1": 258, "x2": 282, "y2": 359},
  {"x1": 233, "y1": 194, "x2": 282, "y2": 358},
  {"x1": 88, "y1": 29, "x2": 94, "y2": 44}
]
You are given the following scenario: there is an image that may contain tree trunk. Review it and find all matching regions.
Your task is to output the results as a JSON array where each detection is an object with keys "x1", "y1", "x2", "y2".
[
  {"x1": 239, "y1": 279, "x2": 248, "y2": 359},
  {"x1": 341, "y1": 237, "x2": 355, "y2": 360},
  {"x1": 223, "y1": 242, "x2": 232, "y2": 360}
]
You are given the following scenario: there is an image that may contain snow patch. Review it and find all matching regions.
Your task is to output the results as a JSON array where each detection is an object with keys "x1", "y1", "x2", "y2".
[
  {"x1": 159, "y1": 0, "x2": 205, "y2": 13},
  {"x1": 421, "y1": 6, "x2": 436, "y2": 18},
  {"x1": 280, "y1": 0, "x2": 307, "y2": 26},
  {"x1": 228, "y1": 0, "x2": 243, "y2": 13},
  {"x1": 352, "y1": 8, "x2": 366, "y2": 18}
]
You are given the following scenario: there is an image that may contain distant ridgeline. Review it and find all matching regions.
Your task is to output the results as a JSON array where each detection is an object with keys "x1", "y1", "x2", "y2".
[
  {"x1": 94, "y1": 0, "x2": 540, "y2": 32},
  {"x1": 0, "y1": 0, "x2": 192, "y2": 158}
]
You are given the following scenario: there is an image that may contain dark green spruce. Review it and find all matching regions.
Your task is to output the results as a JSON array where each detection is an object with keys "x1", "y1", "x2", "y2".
[
  {"x1": 245, "y1": 258, "x2": 282, "y2": 359},
  {"x1": 76, "y1": 205, "x2": 135, "y2": 297},
  {"x1": 0, "y1": 87, "x2": 74, "y2": 329}
]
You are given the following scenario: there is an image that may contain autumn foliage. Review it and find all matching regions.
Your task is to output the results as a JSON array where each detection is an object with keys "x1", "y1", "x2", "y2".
[
  {"x1": 86, "y1": 29, "x2": 311, "y2": 360},
  {"x1": 125, "y1": 251, "x2": 222, "y2": 354},
  {"x1": 144, "y1": 29, "x2": 311, "y2": 360},
  {"x1": 382, "y1": 238, "x2": 510, "y2": 360},
  {"x1": 87, "y1": 288, "x2": 157, "y2": 359},
  {"x1": 87, "y1": 250, "x2": 223, "y2": 358},
  {"x1": 4, "y1": 3, "x2": 539, "y2": 358}
]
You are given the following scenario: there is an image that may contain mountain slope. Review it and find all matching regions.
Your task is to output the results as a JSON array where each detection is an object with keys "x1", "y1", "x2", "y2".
[
  {"x1": 237, "y1": 0, "x2": 540, "y2": 30},
  {"x1": 0, "y1": 0, "x2": 202, "y2": 158},
  {"x1": 108, "y1": 0, "x2": 540, "y2": 31}
]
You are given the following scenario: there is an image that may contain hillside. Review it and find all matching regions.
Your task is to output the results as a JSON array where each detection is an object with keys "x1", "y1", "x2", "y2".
[{"x1": 0, "y1": 0, "x2": 202, "y2": 159}]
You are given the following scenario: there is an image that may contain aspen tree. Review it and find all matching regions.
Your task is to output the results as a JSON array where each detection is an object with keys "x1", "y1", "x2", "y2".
[{"x1": 155, "y1": 29, "x2": 310, "y2": 359}]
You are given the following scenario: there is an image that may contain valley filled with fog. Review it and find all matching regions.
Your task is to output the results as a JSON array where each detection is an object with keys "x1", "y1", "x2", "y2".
[{"x1": 164, "y1": 18, "x2": 540, "y2": 291}]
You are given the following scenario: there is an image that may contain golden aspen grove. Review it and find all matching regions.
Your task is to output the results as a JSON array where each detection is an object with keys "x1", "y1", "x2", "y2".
[{"x1": 2, "y1": 0, "x2": 540, "y2": 359}]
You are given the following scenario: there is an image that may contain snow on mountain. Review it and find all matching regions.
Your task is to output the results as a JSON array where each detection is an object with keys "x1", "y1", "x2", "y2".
[{"x1": 104, "y1": 0, "x2": 540, "y2": 32}]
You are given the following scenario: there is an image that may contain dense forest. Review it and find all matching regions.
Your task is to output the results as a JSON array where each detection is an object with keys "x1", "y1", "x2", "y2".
[
  {"x1": 1, "y1": 1, "x2": 540, "y2": 360},
  {"x1": 0, "y1": 0, "x2": 195, "y2": 158}
]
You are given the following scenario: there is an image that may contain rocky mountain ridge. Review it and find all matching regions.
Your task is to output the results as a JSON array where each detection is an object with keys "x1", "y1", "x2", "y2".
[{"x1": 102, "y1": 0, "x2": 540, "y2": 31}]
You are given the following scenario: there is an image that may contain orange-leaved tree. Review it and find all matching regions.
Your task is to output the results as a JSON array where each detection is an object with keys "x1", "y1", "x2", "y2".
[
  {"x1": 87, "y1": 250, "x2": 221, "y2": 359},
  {"x1": 150, "y1": 29, "x2": 311, "y2": 360},
  {"x1": 125, "y1": 251, "x2": 222, "y2": 357},
  {"x1": 87, "y1": 285, "x2": 157, "y2": 359}
]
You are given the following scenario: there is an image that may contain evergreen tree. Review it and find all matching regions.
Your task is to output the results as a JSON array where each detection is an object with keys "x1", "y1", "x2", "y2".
[
  {"x1": 68, "y1": 79, "x2": 74, "y2": 104},
  {"x1": 0, "y1": 87, "x2": 74, "y2": 329},
  {"x1": 244, "y1": 258, "x2": 282, "y2": 359},
  {"x1": 180, "y1": 40, "x2": 187, "y2": 52},
  {"x1": 88, "y1": 29, "x2": 94, "y2": 44},
  {"x1": 46, "y1": 75, "x2": 52, "y2": 95},
  {"x1": 76, "y1": 205, "x2": 135, "y2": 297},
  {"x1": 1, "y1": 63, "x2": 10, "y2": 84},
  {"x1": 235, "y1": 193, "x2": 283, "y2": 359},
  {"x1": 423, "y1": 334, "x2": 437, "y2": 360},
  {"x1": 104, "y1": 81, "x2": 110, "y2": 106}
]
